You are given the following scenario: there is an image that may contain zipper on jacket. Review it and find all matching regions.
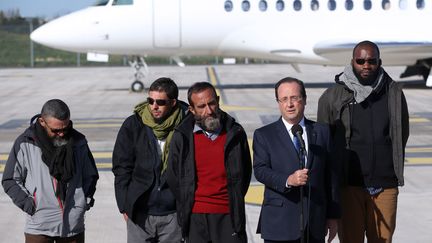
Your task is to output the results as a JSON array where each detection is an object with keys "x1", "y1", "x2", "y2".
[{"x1": 53, "y1": 178, "x2": 64, "y2": 216}]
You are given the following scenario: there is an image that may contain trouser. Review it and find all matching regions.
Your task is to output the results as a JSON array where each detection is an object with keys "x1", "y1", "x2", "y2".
[
  {"x1": 188, "y1": 213, "x2": 247, "y2": 243},
  {"x1": 126, "y1": 212, "x2": 182, "y2": 243},
  {"x1": 24, "y1": 232, "x2": 84, "y2": 243},
  {"x1": 338, "y1": 186, "x2": 398, "y2": 243}
]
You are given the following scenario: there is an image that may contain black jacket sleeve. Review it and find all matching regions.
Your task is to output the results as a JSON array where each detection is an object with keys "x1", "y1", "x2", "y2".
[{"x1": 112, "y1": 116, "x2": 138, "y2": 213}]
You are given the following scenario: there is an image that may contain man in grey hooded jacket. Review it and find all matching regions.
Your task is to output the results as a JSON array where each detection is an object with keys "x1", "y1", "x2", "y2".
[
  {"x1": 317, "y1": 41, "x2": 409, "y2": 243},
  {"x1": 2, "y1": 99, "x2": 98, "y2": 243}
]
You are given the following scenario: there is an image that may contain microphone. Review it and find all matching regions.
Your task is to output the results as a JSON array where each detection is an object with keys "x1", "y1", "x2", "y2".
[
  {"x1": 291, "y1": 124, "x2": 306, "y2": 151},
  {"x1": 292, "y1": 124, "x2": 306, "y2": 169}
]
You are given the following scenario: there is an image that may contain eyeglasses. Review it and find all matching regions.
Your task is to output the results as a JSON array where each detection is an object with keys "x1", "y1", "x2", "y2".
[
  {"x1": 45, "y1": 122, "x2": 70, "y2": 134},
  {"x1": 147, "y1": 97, "x2": 171, "y2": 106},
  {"x1": 355, "y1": 58, "x2": 379, "y2": 65},
  {"x1": 277, "y1": 96, "x2": 303, "y2": 104}
]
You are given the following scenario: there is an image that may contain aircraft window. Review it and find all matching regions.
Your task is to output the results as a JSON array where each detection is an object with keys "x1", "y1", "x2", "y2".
[
  {"x1": 345, "y1": 0, "x2": 354, "y2": 10},
  {"x1": 328, "y1": 0, "x2": 336, "y2": 10},
  {"x1": 94, "y1": 0, "x2": 109, "y2": 6},
  {"x1": 259, "y1": 0, "x2": 268, "y2": 11},
  {"x1": 364, "y1": 0, "x2": 372, "y2": 10},
  {"x1": 276, "y1": 0, "x2": 285, "y2": 11},
  {"x1": 112, "y1": 0, "x2": 133, "y2": 5},
  {"x1": 293, "y1": 0, "x2": 302, "y2": 11},
  {"x1": 399, "y1": 0, "x2": 408, "y2": 9},
  {"x1": 382, "y1": 0, "x2": 391, "y2": 10},
  {"x1": 224, "y1": 0, "x2": 233, "y2": 11},
  {"x1": 242, "y1": 0, "x2": 251, "y2": 11},
  {"x1": 311, "y1": 0, "x2": 319, "y2": 11},
  {"x1": 417, "y1": 0, "x2": 425, "y2": 9}
]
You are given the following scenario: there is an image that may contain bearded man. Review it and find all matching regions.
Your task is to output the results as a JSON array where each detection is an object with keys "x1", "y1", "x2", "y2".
[
  {"x1": 2, "y1": 99, "x2": 98, "y2": 243},
  {"x1": 167, "y1": 82, "x2": 252, "y2": 243}
]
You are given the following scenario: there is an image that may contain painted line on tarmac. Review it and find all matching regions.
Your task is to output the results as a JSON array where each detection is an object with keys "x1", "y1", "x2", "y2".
[
  {"x1": 206, "y1": 66, "x2": 266, "y2": 111},
  {"x1": 245, "y1": 184, "x2": 264, "y2": 205}
]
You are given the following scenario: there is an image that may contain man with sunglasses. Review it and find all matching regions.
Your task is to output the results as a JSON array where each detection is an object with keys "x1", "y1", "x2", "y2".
[
  {"x1": 2, "y1": 99, "x2": 99, "y2": 243},
  {"x1": 167, "y1": 82, "x2": 252, "y2": 243},
  {"x1": 112, "y1": 77, "x2": 188, "y2": 243},
  {"x1": 317, "y1": 40, "x2": 409, "y2": 243}
]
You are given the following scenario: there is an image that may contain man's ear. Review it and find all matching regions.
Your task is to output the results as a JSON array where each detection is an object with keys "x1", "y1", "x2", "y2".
[
  {"x1": 38, "y1": 117, "x2": 45, "y2": 127},
  {"x1": 378, "y1": 58, "x2": 382, "y2": 66},
  {"x1": 188, "y1": 106, "x2": 195, "y2": 115}
]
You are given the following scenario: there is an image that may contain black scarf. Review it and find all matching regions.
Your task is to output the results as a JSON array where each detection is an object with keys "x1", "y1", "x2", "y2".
[{"x1": 34, "y1": 120, "x2": 76, "y2": 201}]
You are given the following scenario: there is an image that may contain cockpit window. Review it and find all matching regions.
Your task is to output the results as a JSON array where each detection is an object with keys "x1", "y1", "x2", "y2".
[
  {"x1": 259, "y1": 0, "x2": 268, "y2": 11},
  {"x1": 345, "y1": 0, "x2": 354, "y2": 10},
  {"x1": 224, "y1": 0, "x2": 234, "y2": 11},
  {"x1": 276, "y1": 0, "x2": 285, "y2": 11},
  {"x1": 311, "y1": 0, "x2": 319, "y2": 11},
  {"x1": 242, "y1": 0, "x2": 251, "y2": 11},
  {"x1": 94, "y1": 0, "x2": 110, "y2": 6},
  {"x1": 113, "y1": 0, "x2": 133, "y2": 5},
  {"x1": 382, "y1": 0, "x2": 391, "y2": 10},
  {"x1": 328, "y1": 0, "x2": 337, "y2": 10},
  {"x1": 293, "y1": 0, "x2": 302, "y2": 11},
  {"x1": 417, "y1": 0, "x2": 425, "y2": 9},
  {"x1": 364, "y1": 0, "x2": 372, "y2": 10}
]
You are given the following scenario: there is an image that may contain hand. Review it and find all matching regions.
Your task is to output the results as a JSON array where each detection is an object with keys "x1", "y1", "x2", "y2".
[
  {"x1": 325, "y1": 219, "x2": 338, "y2": 242},
  {"x1": 123, "y1": 213, "x2": 128, "y2": 221},
  {"x1": 287, "y1": 169, "x2": 309, "y2": 187}
]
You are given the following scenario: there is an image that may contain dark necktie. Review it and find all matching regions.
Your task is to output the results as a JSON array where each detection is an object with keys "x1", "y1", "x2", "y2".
[
  {"x1": 293, "y1": 134, "x2": 305, "y2": 167},
  {"x1": 293, "y1": 135, "x2": 301, "y2": 155}
]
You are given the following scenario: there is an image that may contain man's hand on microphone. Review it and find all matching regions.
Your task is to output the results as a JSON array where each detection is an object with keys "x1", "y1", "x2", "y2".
[{"x1": 287, "y1": 169, "x2": 309, "y2": 186}]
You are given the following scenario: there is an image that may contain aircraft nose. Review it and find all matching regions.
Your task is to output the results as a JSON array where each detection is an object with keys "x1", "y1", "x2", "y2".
[
  {"x1": 30, "y1": 18, "x2": 71, "y2": 50},
  {"x1": 30, "y1": 26, "x2": 48, "y2": 45},
  {"x1": 29, "y1": 9, "x2": 94, "y2": 53}
]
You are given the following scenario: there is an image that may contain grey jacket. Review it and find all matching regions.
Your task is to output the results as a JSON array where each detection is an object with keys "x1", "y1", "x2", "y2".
[
  {"x1": 2, "y1": 122, "x2": 98, "y2": 237},
  {"x1": 317, "y1": 71, "x2": 409, "y2": 186}
]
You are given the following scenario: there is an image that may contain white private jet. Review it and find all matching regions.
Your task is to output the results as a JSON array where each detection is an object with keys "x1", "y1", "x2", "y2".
[{"x1": 30, "y1": 0, "x2": 432, "y2": 91}]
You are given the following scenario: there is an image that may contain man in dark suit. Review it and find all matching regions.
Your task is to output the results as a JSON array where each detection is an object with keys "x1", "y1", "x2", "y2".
[{"x1": 253, "y1": 77, "x2": 340, "y2": 243}]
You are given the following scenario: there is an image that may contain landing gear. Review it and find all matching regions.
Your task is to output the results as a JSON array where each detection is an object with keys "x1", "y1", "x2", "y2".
[
  {"x1": 129, "y1": 56, "x2": 149, "y2": 92},
  {"x1": 131, "y1": 80, "x2": 144, "y2": 92}
]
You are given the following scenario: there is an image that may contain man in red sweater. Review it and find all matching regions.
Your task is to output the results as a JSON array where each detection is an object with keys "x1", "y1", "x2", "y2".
[{"x1": 167, "y1": 82, "x2": 252, "y2": 243}]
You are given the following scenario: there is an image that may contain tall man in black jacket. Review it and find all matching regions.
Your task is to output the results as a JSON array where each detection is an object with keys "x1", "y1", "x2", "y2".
[
  {"x1": 112, "y1": 77, "x2": 187, "y2": 243},
  {"x1": 318, "y1": 41, "x2": 409, "y2": 243},
  {"x1": 167, "y1": 82, "x2": 252, "y2": 243}
]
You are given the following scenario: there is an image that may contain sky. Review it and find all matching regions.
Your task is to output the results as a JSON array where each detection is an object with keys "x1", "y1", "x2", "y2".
[{"x1": 0, "y1": 0, "x2": 96, "y2": 19}]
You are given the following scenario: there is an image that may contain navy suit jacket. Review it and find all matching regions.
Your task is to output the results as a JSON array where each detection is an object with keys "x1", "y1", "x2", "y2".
[{"x1": 253, "y1": 118, "x2": 340, "y2": 241}]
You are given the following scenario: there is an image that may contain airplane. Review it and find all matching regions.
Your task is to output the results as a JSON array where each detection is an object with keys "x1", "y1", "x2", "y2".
[{"x1": 30, "y1": 0, "x2": 432, "y2": 91}]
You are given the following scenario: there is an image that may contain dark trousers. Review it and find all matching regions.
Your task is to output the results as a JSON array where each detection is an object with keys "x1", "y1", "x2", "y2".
[
  {"x1": 188, "y1": 213, "x2": 246, "y2": 243},
  {"x1": 25, "y1": 232, "x2": 84, "y2": 243}
]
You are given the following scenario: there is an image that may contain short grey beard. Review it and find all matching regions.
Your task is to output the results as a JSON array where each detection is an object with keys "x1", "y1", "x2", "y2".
[
  {"x1": 202, "y1": 116, "x2": 221, "y2": 132},
  {"x1": 53, "y1": 137, "x2": 68, "y2": 147}
]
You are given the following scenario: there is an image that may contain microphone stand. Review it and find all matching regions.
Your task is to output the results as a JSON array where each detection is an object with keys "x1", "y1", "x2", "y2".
[{"x1": 299, "y1": 147, "x2": 306, "y2": 243}]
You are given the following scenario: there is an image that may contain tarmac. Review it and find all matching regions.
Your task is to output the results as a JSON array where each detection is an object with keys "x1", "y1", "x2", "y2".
[{"x1": 0, "y1": 64, "x2": 431, "y2": 243}]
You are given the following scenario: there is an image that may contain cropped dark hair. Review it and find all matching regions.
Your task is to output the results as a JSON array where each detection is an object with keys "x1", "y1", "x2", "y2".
[
  {"x1": 274, "y1": 77, "x2": 306, "y2": 100},
  {"x1": 41, "y1": 99, "x2": 70, "y2": 120},
  {"x1": 187, "y1": 82, "x2": 217, "y2": 106},
  {"x1": 149, "y1": 77, "x2": 179, "y2": 99}
]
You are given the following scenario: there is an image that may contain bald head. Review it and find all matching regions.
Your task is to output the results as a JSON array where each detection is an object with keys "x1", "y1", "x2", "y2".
[{"x1": 352, "y1": 40, "x2": 380, "y2": 59}]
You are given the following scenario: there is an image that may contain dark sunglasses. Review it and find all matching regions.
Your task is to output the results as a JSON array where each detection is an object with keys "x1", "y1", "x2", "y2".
[
  {"x1": 147, "y1": 97, "x2": 171, "y2": 106},
  {"x1": 355, "y1": 58, "x2": 379, "y2": 65},
  {"x1": 45, "y1": 122, "x2": 71, "y2": 134}
]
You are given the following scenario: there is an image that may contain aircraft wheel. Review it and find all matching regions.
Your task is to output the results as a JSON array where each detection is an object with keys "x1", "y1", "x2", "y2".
[{"x1": 131, "y1": 80, "x2": 144, "y2": 92}]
